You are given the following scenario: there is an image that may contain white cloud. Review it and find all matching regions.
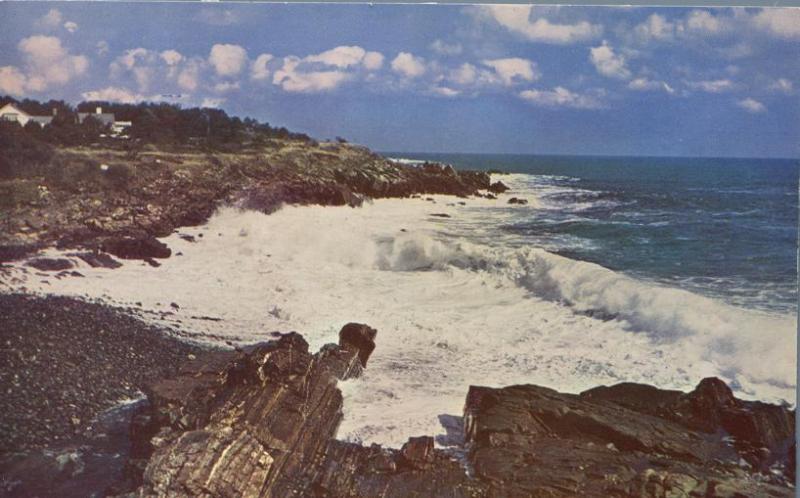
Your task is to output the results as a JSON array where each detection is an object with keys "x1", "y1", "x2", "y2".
[
  {"x1": 273, "y1": 57, "x2": 350, "y2": 93},
  {"x1": 250, "y1": 53, "x2": 274, "y2": 81},
  {"x1": 63, "y1": 21, "x2": 79, "y2": 34},
  {"x1": 752, "y1": 8, "x2": 800, "y2": 40},
  {"x1": 96, "y1": 41, "x2": 110, "y2": 56},
  {"x1": 201, "y1": 97, "x2": 226, "y2": 108},
  {"x1": 15, "y1": 35, "x2": 89, "y2": 92},
  {"x1": 430, "y1": 86, "x2": 460, "y2": 97},
  {"x1": 177, "y1": 60, "x2": 202, "y2": 91},
  {"x1": 391, "y1": 52, "x2": 426, "y2": 78},
  {"x1": 0, "y1": 66, "x2": 27, "y2": 96},
  {"x1": 81, "y1": 86, "x2": 148, "y2": 103},
  {"x1": 481, "y1": 58, "x2": 539, "y2": 85},
  {"x1": 737, "y1": 97, "x2": 766, "y2": 113},
  {"x1": 209, "y1": 44, "x2": 247, "y2": 77},
  {"x1": 768, "y1": 78, "x2": 794, "y2": 94},
  {"x1": 37, "y1": 9, "x2": 63, "y2": 29},
  {"x1": 589, "y1": 41, "x2": 630, "y2": 80},
  {"x1": 687, "y1": 79, "x2": 735, "y2": 93},
  {"x1": 213, "y1": 81, "x2": 240, "y2": 93},
  {"x1": 160, "y1": 50, "x2": 183, "y2": 66},
  {"x1": 685, "y1": 10, "x2": 727, "y2": 35},
  {"x1": 635, "y1": 14, "x2": 675, "y2": 41},
  {"x1": 430, "y1": 39, "x2": 463, "y2": 56},
  {"x1": 479, "y1": 5, "x2": 602, "y2": 44},
  {"x1": 363, "y1": 51, "x2": 384, "y2": 71},
  {"x1": 449, "y1": 63, "x2": 478, "y2": 86},
  {"x1": 195, "y1": 9, "x2": 240, "y2": 26},
  {"x1": 519, "y1": 87, "x2": 604, "y2": 109},
  {"x1": 306, "y1": 46, "x2": 368, "y2": 68},
  {"x1": 628, "y1": 77, "x2": 675, "y2": 94}
]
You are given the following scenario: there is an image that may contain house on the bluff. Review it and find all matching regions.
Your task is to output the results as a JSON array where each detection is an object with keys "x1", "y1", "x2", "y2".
[{"x1": 0, "y1": 103, "x2": 55, "y2": 127}]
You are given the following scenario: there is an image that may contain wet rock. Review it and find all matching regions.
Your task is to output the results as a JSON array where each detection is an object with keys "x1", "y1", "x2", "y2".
[
  {"x1": 26, "y1": 258, "x2": 73, "y2": 271},
  {"x1": 487, "y1": 181, "x2": 509, "y2": 194},
  {"x1": 430, "y1": 212, "x2": 451, "y2": 218},
  {"x1": 338, "y1": 322, "x2": 377, "y2": 368},
  {"x1": 72, "y1": 251, "x2": 123, "y2": 269},
  {"x1": 101, "y1": 235, "x2": 171, "y2": 260},
  {"x1": 507, "y1": 197, "x2": 528, "y2": 205}
]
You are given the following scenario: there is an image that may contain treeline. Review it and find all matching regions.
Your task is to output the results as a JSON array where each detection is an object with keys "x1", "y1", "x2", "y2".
[{"x1": 0, "y1": 96, "x2": 310, "y2": 148}]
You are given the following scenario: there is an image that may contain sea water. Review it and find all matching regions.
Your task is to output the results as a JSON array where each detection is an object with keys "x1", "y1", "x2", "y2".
[{"x1": 2, "y1": 154, "x2": 797, "y2": 448}]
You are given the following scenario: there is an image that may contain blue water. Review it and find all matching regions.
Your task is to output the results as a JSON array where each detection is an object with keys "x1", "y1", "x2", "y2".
[{"x1": 387, "y1": 153, "x2": 799, "y2": 314}]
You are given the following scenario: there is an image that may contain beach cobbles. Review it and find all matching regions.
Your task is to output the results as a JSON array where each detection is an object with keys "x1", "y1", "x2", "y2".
[{"x1": 0, "y1": 293, "x2": 205, "y2": 453}]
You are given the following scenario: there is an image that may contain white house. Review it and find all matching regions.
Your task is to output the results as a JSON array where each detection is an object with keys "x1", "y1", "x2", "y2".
[{"x1": 0, "y1": 103, "x2": 54, "y2": 127}]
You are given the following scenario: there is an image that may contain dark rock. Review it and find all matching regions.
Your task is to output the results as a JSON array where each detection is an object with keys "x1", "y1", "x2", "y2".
[
  {"x1": 430, "y1": 213, "x2": 451, "y2": 218},
  {"x1": 178, "y1": 234, "x2": 196, "y2": 242},
  {"x1": 72, "y1": 251, "x2": 123, "y2": 269},
  {"x1": 486, "y1": 193, "x2": 497, "y2": 200},
  {"x1": 338, "y1": 322, "x2": 377, "y2": 368},
  {"x1": 101, "y1": 236, "x2": 171, "y2": 260},
  {"x1": 26, "y1": 257, "x2": 73, "y2": 271},
  {"x1": 399, "y1": 436, "x2": 435, "y2": 469},
  {"x1": 507, "y1": 197, "x2": 528, "y2": 205},
  {"x1": 487, "y1": 181, "x2": 509, "y2": 194}
]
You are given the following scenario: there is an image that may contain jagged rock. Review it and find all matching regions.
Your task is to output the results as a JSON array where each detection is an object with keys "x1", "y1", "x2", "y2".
[
  {"x1": 26, "y1": 257, "x2": 73, "y2": 271},
  {"x1": 487, "y1": 181, "x2": 509, "y2": 194},
  {"x1": 101, "y1": 236, "x2": 171, "y2": 260},
  {"x1": 72, "y1": 251, "x2": 123, "y2": 269},
  {"x1": 119, "y1": 330, "x2": 793, "y2": 498},
  {"x1": 507, "y1": 197, "x2": 528, "y2": 205}
]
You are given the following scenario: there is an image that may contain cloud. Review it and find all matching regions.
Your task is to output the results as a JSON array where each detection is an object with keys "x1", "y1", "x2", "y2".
[
  {"x1": 363, "y1": 51, "x2": 385, "y2": 71},
  {"x1": 81, "y1": 86, "x2": 148, "y2": 103},
  {"x1": 201, "y1": 97, "x2": 226, "y2": 108},
  {"x1": 273, "y1": 57, "x2": 350, "y2": 93},
  {"x1": 13, "y1": 35, "x2": 89, "y2": 92},
  {"x1": 518, "y1": 86, "x2": 605, "y2": 109},
  {"x1": 736, "y1": 97, "x2": 766, "y2": 113},
  {"x1": 64, "y1": 21, "x2": 79, "y2": 33},
  {"x1": 635, "y1": 14, "x2": 675, "y2": 41},
  {"x1": 195, "y1": 8, "x2": 240, "y2": 26},
  {"x1": 449, "y1": 63, "x2": 478, "y2": 85},
  {"x1": 209, "y1": 44, "x2": 248, "y2": 77},
  {"x1": 250, "y1": 53, "x2": 274, "y2": 81},
  {"x1": 479, "y1": 5, "x2": 602, "y2": 44},
  {"x1": 96, "y1": 41, "x2": 110, "y2": 56},
  {"x1": 213, "y1": 81, "x2": 240, "y2": 93},
  {"x1": 430, "y1": 86, "x2": 461, "y2": 97},
  {"x1": 685, "y1": 10, "x2": 728, "y2": 36},
  {"x1": 751, "y1": 8, "x2": 800, "y2": 40},
  {"x1": 160, "y1": 50, "x2": 184, "y2": 66},
  {"x1": 589, "y1": 41, "x2": 631, "y2": 79},
  {"x1": 37, "y1": 9, "x2": 63, "y2": 29},
  {"x1": 271, "y1": 45, "x2": 383, "y2": 93},
  {"x1": 430, "y1": 39, "x2": 463, "y2": 56},
  {"x1": 391, "y1": 52, "x2": 426, "y2": 78},
  {"x1": 481, "y1": 58, "x2": 539, "y2": 85},
  {"x1": 177, "y1": 60, "x2": 202, "y2": 91},
  {"x1": 0, "y1": 66, "x2": 27, "y2": 96},
  {"x1": 768, "y1": 78, "x2": 794, "y2": 94},
  {"x1": 686, "y1": 79, "x2": 735, "y2": 93},
  {"x1": 628, "y1": 77, "x2": 675, "y2": 94}
]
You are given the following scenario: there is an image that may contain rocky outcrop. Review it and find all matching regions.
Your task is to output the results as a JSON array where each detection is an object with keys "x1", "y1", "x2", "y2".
[
  {"x1": 507, "y1": 197, "x2": 528, "y2": 205},
  {"x1": 119, "y1": 327, "x2": 794, "y2": 498},
  {"x1": 100, "y1": 235, "x2": 172, "y2": 260},
  {"x1": 487, "y1": 181, "x2": 509, "y2": 194}
]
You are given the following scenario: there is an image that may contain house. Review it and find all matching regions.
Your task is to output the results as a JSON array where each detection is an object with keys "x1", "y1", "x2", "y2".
[
  {"x1": 78, "y1": 106, "x2": 116, "y2": 127},
  {"x1": 0, "y1": 103, "x2": 54, "y2": 127}
]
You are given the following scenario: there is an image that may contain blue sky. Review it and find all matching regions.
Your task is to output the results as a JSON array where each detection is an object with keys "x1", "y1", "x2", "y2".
[{"x1": 1, "y1": 3, "x2": 799, "y2": 157}]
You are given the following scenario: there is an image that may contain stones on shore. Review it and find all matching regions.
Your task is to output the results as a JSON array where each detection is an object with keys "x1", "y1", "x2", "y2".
[
  {"x1": 106, "y1": 328, "x2": 795, "y2": 497},
  {"x1": 430, "y1": 213, "x2": 452, "y2": 218},
  {"x1": 26, "y1": 257, "x2": 74, "y2": 271},
  {"x1": 507, "y1": 197, "x2": 528, "y2": 205},
  {"x1": 100, "y1": 235, "x2": 171, "y2": 260},
  {"x1": 72, "y1": 251, "x2": 123, "y2": 269},
  {"x1": 487, "y1": 181, "x2": 509, "y2": 194}
]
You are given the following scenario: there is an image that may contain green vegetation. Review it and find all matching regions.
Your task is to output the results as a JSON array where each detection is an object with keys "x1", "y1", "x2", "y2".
[{"x1": 0, "y1": 95, "x2": 312, "y2": 180}]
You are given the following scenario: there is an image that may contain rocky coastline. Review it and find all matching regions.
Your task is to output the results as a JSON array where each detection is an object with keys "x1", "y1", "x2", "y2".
[
  {"x1": 1, "y1": 297, "x2": 795, "y2": 497},
  {"x1": 0, "y1": 140, "x2": 494, "y2": 264}
]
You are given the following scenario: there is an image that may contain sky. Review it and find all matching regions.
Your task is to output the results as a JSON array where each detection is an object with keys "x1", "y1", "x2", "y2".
[{"x1": 1, "y1": 3, "x2": 799, "y2": 157}]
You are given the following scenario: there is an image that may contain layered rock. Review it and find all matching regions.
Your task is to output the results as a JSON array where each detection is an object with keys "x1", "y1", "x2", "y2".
[{"x1": 121, "y1": 326, "x2": 795, "y2": 498}]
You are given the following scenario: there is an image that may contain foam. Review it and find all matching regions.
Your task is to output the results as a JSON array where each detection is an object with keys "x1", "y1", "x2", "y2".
[{"x1": 1, "y1": 179, "x2": 795, "y2": 448}]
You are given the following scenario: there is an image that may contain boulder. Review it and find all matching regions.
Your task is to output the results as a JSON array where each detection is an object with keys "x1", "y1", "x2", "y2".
[
  {"x1": 487, "y1": 181, "x2": 509, "y2": 194},
  {"x1": 72, "y1": 251, "x2": 123, "y2": 269},
  {"x1": 26, "y1": 258, "x2": 73, "y2": 271},
  {"x1": 101, "y1": 236, "x2": 171, "y2": 260},
  {"x1": 507, "y1": 197, "x2": 528, "y2": 205}
]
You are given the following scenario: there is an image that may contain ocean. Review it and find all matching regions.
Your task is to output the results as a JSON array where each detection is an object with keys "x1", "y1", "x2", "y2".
[{"x1": 3, "y1": 153, "x2": 798, "y2": 448}]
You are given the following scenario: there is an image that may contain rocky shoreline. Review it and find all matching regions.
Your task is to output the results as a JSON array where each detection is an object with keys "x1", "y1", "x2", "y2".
[
  {"x1": 0, "y1": 140, "x2": 496, "y2": 263},
  {"x1": 1, "y1": 300, "x2": 795, "y2": 497}
]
